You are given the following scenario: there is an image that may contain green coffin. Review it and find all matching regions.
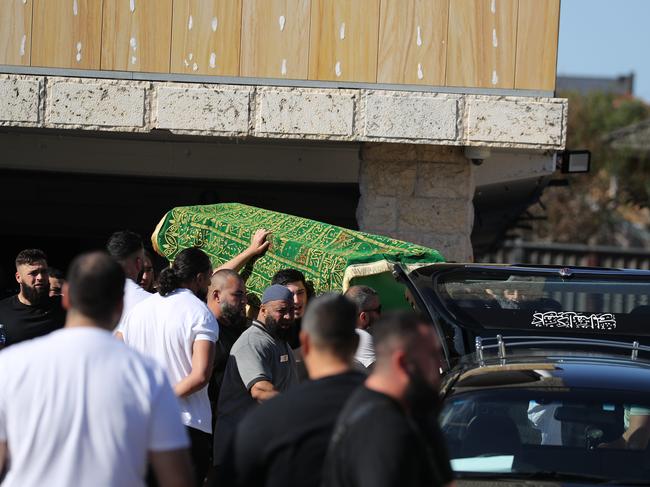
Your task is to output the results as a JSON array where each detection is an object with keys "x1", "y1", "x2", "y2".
[{"x1": 152, "y1": 203, "x2": 444, "y2": 309}]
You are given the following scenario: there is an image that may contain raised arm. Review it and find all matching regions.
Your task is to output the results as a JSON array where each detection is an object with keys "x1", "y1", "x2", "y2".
[
  {"x1": 174, "y1": 340, "x2": 216, "y2": 398},
  {"x1": 215, "y1": 229, "x2": 271, "y2": 273}
]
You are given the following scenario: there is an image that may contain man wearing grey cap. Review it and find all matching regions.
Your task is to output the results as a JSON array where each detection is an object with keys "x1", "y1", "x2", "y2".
[{"x1": 212, "y1": 284, "x2": 298, "y2": 472}]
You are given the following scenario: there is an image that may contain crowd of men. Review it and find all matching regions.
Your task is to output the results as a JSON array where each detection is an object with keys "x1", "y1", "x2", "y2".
[{"x1": 0, "y1": 230, "x2": 454, "y2": 487}]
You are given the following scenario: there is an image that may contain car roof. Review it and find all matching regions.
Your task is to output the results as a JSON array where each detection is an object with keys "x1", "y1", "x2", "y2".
[
  {"x1": 447, "y1": 350, "x2": 650, "y2": 394},
  {"x1": 413, "y1": 262, "x2": 650, "y2": 277}
]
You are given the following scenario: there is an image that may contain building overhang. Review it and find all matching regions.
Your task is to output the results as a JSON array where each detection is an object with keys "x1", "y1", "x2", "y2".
[{"x1": 0, "y1": 73, "x2": 567, "y2": 151}]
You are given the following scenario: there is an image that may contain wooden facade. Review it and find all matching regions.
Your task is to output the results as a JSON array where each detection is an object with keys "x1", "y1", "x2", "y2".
[{"x1": 0, "y1": 0, "x2": 560, "y2": 91}]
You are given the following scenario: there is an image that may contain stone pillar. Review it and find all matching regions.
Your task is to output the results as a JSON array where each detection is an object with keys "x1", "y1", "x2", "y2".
[{"x1": 357, "y1": 143, "x2": 475, "y2": 262}]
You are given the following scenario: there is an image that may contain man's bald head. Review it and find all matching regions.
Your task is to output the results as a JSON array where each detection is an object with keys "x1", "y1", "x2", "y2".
[
  {"x1": 208, "y1": 269, "x2": 247, "y2": 326},
  {"x1": 302, "y1": 293, "x2": 358, "y2": 361},
  {"x1": 372, "y1": 312, "x2": 438, "y2": 371},
  {"x1": 66, "y1": 251, "x2": 125, "y2": 330},
  {"x1": 210, "y1": 269, "x2": 243, "y2": 290},
  {"x1": 368, "y1": 312, "x2": 443, "y2": 412}
]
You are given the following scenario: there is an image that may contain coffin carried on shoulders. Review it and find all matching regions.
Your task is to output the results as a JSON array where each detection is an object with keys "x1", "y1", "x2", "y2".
[{"x1": 152, "y1": 203, "x2": 444, "y2": 309}]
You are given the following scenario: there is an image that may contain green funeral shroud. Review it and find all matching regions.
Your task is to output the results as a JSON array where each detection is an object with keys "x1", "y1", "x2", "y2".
[{"x1": 152, "y1": 203, "x2": 445, "y2": 310}]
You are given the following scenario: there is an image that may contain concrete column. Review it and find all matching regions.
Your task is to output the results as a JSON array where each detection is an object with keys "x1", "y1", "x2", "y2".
[{"x1": 357, "y1": 143, "x2": 475, "y2": 262}]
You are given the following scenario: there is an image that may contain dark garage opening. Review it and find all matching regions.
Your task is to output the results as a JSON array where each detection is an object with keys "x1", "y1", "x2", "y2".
[{"x1": 0, "y1": 169, "x2": 360, "y2": 296}]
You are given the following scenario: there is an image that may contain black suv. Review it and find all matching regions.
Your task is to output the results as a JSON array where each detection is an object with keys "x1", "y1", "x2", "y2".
[{"x1": 397, "y1": 263, "x2": 650, "y2": 485}]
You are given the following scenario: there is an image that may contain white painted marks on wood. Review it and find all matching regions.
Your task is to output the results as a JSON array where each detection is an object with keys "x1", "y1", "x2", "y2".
[
  {"x1": 211, "y1": 17, "x2": 218, "y2": 32},
  {"x1": 76, "y1": 41, "x2": 82, "y2": 62},
  {"x1": 19, "y1": 34, "x2": 26, "y2": 57},
  {"x1": 416, "y1": 26, "x2": 422, "y2": 47},
  {"x1": 130, "y1": 37, "x2": 137, "y2": 66},
  {"x1": 130, "y1": 0, "x2": 135, "y2": 14},
  {"x1": 339, "y1": 22, "x2": 345, "y2": 40},
  {"x1": 279, "y1": 15, "x2": 286, "y2": 32},
  {"x1": 417, "y1": 63, "x2": 423, "y2": 80},
  {"x1": 188, "y1": 15, "x2": 193, "y2": 30},
  {"x1": 281, "y1": 58, "x2": 287, "y2": 75},
  {"x1": 192, "y1": 62, "x2": 198, "y2": 71},
  {"x1": 73, "y1": 0, "x2": 78, "y2": 16},
  {"x1": 183, "y1": 52, "x2": 194, "y2": 68},
  {"x1": 209, "y1": 52, "x2": 216, "y2": 69},
  {"x1": 492, "y1": 28, "x2": 498, "y2": 47},
  {"x1": 491, "y1": 0, "x2": 496, "y2": 14},
  {"x1": 492, "y1": 70, "x2": 498, "y2": 85},
  {"x1": 335, "y1": 61, "x2": 342, "y2": 77}
]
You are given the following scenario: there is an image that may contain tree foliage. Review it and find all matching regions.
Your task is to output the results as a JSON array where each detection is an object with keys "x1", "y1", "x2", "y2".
[{"x1": 526, "y1": 92, "x2": 650, "y2": 246}]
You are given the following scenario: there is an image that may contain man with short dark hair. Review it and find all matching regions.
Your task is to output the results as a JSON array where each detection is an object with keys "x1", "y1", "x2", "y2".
[
  {"x1": 48, "y1": 267, "x2": 65, "y2": 297},
  {"x1": 0, "y1": 249, "x2": 65, "y2": 347},
  {"x1": 0, "y1": 252, "x2": 193, "y2": 487},
  {"x1": 271, "y1": 269, "x2": 309, "y2": 321},
  {"x1": 344, "y1": 285, "x2": 381, "y2": 368},
  {"x1": 213, "y1": 285, "x2": 298, "y2": 470},
  {"x1": 139, "y1": 250, "x2": 156, "y2": 293},
  {"x1": 106, "y1": 230, "x2": 151, "y2": 328},
  {"x1": 228, "y1": 293, "x2": 364, "y2": 487},
  {"x1": 322, "y1": 312, "x2": 454, "y2": 487}
]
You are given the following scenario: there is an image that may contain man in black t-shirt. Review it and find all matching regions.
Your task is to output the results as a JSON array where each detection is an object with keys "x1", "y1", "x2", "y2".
[
  {"x1": 206, "y1": 269, "x2": 249, "y2": 427},
  {"x1": 0, "y1": 249, "x2": 65, "y2": 348},
  {"x1": 322, "y1": 312, "x2": 455, "y2": 487},
  {"x1": 223, "y1": 293, "x2": 364, "y2": 487}
]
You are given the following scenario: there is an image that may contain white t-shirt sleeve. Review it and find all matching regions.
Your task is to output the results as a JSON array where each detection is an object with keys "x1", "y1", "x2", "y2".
[
  {"x1": 192, "y1": 313, "x2": 219, "y2": 343},
  {"x1": 354, "y1": 329, "x2": 376, "y2": 368},
  {"x1": 149, "y1": 369, "x2": 190, "y2": 452}
]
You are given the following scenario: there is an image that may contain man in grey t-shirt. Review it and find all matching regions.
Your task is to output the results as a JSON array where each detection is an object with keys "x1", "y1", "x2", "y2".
[{"x1": 213, "y1": 285, "x2": 298, "y2": 467}]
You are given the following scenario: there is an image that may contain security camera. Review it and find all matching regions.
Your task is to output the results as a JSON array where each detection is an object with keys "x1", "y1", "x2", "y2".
[{"x1": 464, "y1": 147, "x2": 491, "y2": 166}]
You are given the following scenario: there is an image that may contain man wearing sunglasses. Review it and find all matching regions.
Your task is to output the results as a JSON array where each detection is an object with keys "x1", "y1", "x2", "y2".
[{"x1": 344, "y1": 285, "x2": 382, "y2": 370}]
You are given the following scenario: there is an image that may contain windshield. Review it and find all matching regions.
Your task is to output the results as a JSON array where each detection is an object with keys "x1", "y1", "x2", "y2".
[
  {"x1": 441, "y1": 389, "x2": 650, "y2": 483},
  {"x1": 429, "y1": 269, "x2": 650, "y2": 338}
]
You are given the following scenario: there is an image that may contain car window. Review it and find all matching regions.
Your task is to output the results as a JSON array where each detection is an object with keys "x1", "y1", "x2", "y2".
[
  {"x1": 431, "y1": 270, "x2": 650, "y2": 338},
  {"x1": 441, "y1": 389, "x2": 650, "y2": 482}
]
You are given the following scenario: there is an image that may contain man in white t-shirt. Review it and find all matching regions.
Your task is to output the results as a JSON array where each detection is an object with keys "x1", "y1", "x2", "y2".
[
  {"x1": 0, "y1": 252, "x2": 192, "y2": 487},
  {"x1": 119, "y1": 247, "x2": 219, "y2": 486},
  {"x1": 106, "y1": 230, "x2": 152, "y2": 330},
  {"x1": 344, "y1": 285, "x2": 382, "y2": 369}
]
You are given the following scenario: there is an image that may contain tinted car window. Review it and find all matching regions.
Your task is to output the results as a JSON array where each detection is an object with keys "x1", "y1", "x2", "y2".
[
  {"x1": 430, "y1": 270, "x2": 650, "y2": 339},
  {"x1": 440, "y1": 389, "x2": 650, "y2": 483}
]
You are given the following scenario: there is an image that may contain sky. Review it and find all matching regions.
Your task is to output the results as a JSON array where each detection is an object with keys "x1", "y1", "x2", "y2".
[{"x1": 558, "y1": 0, "x2": 650, "y2": 102}]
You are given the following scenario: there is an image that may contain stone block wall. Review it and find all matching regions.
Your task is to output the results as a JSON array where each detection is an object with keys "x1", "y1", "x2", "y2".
[
  {"x1": 0, "y1": 74, "x2": 567, "y2": 150},
  {"x1": 357, "y1": 143, "x2": 475, "y2": 262}
]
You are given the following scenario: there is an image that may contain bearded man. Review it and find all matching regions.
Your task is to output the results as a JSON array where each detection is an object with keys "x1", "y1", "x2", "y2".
[
  {"x1": 0, "y1": 249, "x2": 65, "y2": 347},
  {"x1": 322, "y1": 312, "x2": 455, "y2": 487},
  {"x1": 206, "y1": 269, "x2": 249, "y2": 428},
  {"x1": 212, "y1": 284, "x2": 297, "y2": 473}
]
